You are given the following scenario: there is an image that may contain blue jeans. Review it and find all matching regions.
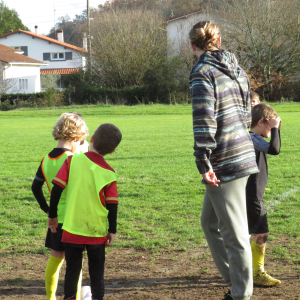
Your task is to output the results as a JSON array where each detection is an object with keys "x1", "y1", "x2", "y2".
[{"x1": 201, "y1": 176, "x2": 252, "y2": 300}]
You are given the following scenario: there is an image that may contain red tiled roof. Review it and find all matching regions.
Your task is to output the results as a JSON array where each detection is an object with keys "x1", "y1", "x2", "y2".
[
  {"x1": 0, "y1": 30, "x2": 88, "y2": 53},
  {"x1": 40, "y1": 68, "x2": 80, "y2": 75},
  {"x1": 0, "y1": 43, "x2": 47, "y2": 64}
]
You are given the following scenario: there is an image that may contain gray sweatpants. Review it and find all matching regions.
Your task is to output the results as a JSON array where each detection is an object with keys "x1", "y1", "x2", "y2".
[{"x1": 201, "y1": 176, "x2": 252, "y2": 300}]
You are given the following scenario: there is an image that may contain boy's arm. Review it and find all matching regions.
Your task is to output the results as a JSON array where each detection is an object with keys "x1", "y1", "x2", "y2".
[
  {"x1": 31, "y1": 178, "x2": 49, "y2": 214},
  {"x1": 48, "y1": 184, "x2": 64, "y2": 218},
  {"x1": 104, "y1": 181, "x2": 118, "y2": 247},
  {"x1": 251, "y1": 129, "x2": 281, "y2": 155},
  {"x1": 106, "y1": 203, "x2": 118, "y2": 234},
  {"x1": 268, "y1": 128, "x2": 281, "y2": 155},
  {"x1": 31, "y1": 162, "x2": 49, "y2": 214},
  {"x1": 106, "y1": 203, "x2": 117, "y2": 247},
  {"x1": 267, "y1": 117, "x2": 281, "y2": 155},
  {"x1": 47, "y1": 184, "x2": 64, "y2": 233}
]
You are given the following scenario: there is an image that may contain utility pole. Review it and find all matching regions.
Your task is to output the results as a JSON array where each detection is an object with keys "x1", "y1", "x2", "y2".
[
  {"x1": 87, "y1": 0, "x2": 92, "y2": 72},
  {"x1": 54, "y1": 3, "x2": 56, "y2": 39}
]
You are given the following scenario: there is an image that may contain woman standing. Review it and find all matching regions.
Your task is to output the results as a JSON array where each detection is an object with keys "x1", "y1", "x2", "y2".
[{"x1": 189, "y1": 21, "x2": 258, "y2": 300}]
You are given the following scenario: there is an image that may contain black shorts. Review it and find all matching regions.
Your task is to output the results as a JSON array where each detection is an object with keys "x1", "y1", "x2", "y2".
[
  {"x1": 246, "y1": 198, "x2": 269, "y2": 235},
  {"x1": 45, "y1": 223, "x2": 64, "y2": 251}
]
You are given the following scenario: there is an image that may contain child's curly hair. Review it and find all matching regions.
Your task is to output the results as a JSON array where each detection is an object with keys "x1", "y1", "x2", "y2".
[{"x1": 52, "y1": 112, "x2": 89, "y2": 142}]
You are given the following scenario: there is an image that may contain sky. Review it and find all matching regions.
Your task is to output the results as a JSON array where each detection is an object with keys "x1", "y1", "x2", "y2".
[{"x1": 7, "y1": 0, "x2": 106, "y2": 36}]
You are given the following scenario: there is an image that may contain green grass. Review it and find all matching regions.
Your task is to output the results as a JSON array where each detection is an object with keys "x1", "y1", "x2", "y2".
[{"x1": 0, "y1": 103, "x2": 300, "y2": 259}]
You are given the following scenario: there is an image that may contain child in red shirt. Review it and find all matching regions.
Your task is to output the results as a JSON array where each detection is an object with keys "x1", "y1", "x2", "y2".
[{"x1": 48, "y1": 123, "x2": 122, "y2": 300}]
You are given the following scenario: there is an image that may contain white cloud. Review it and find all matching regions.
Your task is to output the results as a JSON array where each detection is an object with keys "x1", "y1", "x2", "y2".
[{"x1": 6, "y1": 0, "x2": 105, "y2": 35}]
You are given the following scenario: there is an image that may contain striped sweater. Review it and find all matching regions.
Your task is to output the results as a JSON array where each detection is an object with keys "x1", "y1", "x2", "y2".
[{"x1": 190, "y1": 50, "x2": 258, "y2": 182}]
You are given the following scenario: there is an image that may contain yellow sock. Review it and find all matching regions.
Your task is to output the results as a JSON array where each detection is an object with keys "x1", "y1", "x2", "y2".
[
  {"x1": 76, "y1": 269, "x2": 83, "y2": 300},
  {"x1": 251, "y1": 241, "x2": 265, "y2": 275},
  {"x1": 45, "y1": 255, "x2": 64, "y2": 300}
]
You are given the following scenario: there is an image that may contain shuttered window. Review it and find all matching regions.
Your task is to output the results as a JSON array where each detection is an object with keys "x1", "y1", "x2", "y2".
[
  {"x1": 12, "y1": 46, "x2": 28, "y2": 56},
  {"x1": 19, "y1": 79, "x2": 28, "y2": 90},
  {"x1": 51, "y1": 52, "x2": 65, "y2": 60},
  {"x1": 43, "y1": 53, "x2": 51, "y2": 61},
  {"x1": 65, "y1": 52, "x2": 72, "y2": 60},
  {"x1": 20, "y1": 46, "x2": 28, "y2": 56}
]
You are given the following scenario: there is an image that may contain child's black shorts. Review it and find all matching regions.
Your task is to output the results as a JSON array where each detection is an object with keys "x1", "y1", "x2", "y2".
[
  {"x1": 246, "y1": 198, "x2": 269, "y2": 235},
  {"x1": 45, "y1": 223, "x2": 64, "y2": 251}
]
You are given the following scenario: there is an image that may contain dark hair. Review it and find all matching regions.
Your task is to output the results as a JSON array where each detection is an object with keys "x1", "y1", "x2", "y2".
[
  {"x1": 251, "y1": 104, "x2": 278, "y2": 128},
  {"x1": 189, "y1": 21, "x2": 220, "y2": 50},
  {"x1": 250, "y1": 91, "x2": 260, "y2": 101},
  {"x1": 93, "y1": 123, "x2": 122, "y2": 155}
]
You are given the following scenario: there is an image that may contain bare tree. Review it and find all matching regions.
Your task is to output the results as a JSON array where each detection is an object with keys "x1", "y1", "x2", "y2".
[
  {"x1": 0, "y1": 63, "x2": 18, "y2": 100},
  {"x1": 90, "y1": 9, "x2": 168, "y2": 88},
  {"x1": 40, "y1": 72, "x2": 61, "y2": 90},
  {"x1": 213, "y1": 0, "x2": 300, "y2": 100}
]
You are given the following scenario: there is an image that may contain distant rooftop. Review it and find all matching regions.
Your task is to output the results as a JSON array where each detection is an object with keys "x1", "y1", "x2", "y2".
[
  {"x1": 0, "y1": 43, "x2": 47, "y2": 65},
  {"x1": 0, "y1": 29, "x2": 87, "y2": 53}
]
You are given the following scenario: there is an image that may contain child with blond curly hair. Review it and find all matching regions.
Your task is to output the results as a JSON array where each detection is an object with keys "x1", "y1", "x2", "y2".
[{"x1": 31, "y1": 112, "x2": 88, "y2": 300}]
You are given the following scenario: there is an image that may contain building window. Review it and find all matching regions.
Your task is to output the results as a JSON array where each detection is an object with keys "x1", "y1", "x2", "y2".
[
  {"x1": 12, "y1": 46, "x2": 28, "y2": 56},
  {"x1": 51, "y1": 52, "x2": 65, "y2": 60},
  {"x1": 19, "y1": 79, "x2": 28, "y2": 90}
]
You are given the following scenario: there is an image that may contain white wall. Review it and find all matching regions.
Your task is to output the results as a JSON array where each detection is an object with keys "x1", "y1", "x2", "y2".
[
  {"x1": 0, "y1": 33, "x2": 84, "y2": 69},
  {"x1": 166, "y1": 12, "x2": 215, "y2": 56},
  {"x1": 4, "y1": 64, "x2": 41, "y2": 93}
]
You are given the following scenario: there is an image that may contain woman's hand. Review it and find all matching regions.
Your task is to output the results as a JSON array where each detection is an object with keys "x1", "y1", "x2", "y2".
[{"x1": 202, "y1": 170, "x2": 220, "y2": 187}]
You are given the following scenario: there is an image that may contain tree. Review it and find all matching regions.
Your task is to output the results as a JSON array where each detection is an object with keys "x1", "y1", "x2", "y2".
[
  {"x1": 213, "y1": 0, "x2": 300, "y2": 100},
  {"x1": 98, "y1": 0, "x2": 209, "y2": 18},
  {"x1": 90, "y1": 9, "x2": 168, "y2": 88},
  {"x1": 0, "y1": 63, "x2": 18, "y2": 104},
  {"x1": 40, "y1": 72, "x2": 61, "y2": 90},
  {"x1": 47, "y1": 13, "x2": 87, "y2": 47},
  {"x1": 0, "y1": 1, "x2": 29, "y2": 35},
  {"x1": 98, "y1": 0, "x2": 159, "y2": 12},
  {"x1": 164, "y1": 0, "x2": 207, "y2": 18}
]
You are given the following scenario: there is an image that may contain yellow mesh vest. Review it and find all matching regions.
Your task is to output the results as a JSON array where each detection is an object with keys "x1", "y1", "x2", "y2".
[
  {"x1": 41, "y1": 151, "x2": 71, "y2": 223},
  {"x1": 62, "y1": 153, "x2": 116, "y2": 237}
]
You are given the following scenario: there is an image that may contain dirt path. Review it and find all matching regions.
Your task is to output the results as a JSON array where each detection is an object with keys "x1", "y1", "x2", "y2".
[{"x1": 0, "y1": 247, "x2": 299, "y2": 299}]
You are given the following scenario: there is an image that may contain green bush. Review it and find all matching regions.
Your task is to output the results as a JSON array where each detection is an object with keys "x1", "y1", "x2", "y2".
[
  {"x1": 0, "y1": 90, "x2": 65, "y2": 111},
  {"x1": 142, "y1": 56, "x2": 190, "y2": 103},
  {"x1": 68, "y1": 85, "x2": 148, "y2": 105},
  {"x1": 1, "y1": 92, "x2": 46, "y2": 104},
  {"x1": 64, "y1": 56, "x2": 190, "y2": 105},
  {"x1": 0, "y1": 100, "x2": 11, "y2": 111}
]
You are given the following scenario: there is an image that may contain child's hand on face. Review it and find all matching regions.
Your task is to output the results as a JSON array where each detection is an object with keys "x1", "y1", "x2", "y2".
[{"x1": 267, "y1": 117, "x2": 281, "y2": 129}]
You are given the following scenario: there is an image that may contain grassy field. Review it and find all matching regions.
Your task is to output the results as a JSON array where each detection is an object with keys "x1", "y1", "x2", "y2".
[{"x1": 0, "y1": 103, "x2": 300, "y2": 262}]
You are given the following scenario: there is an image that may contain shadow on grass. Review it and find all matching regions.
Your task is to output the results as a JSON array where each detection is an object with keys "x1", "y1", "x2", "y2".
[
  {"x1": 0, "y1": 273, "x2": 297, "y2": 297},
  {"x1": 0, "y1": 275, "x2": 222, "y2": 296}
]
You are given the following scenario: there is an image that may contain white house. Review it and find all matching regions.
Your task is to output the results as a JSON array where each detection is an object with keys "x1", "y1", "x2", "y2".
[
  {"x1": 165, "y1": 10, "x2": 215, "y2": 56},
  {"x1": 0, "y1": 43, "x2": 47, "y2": 94},
  {"x1": 0, "y1": 28, "x2": 88, "y2": 88}
]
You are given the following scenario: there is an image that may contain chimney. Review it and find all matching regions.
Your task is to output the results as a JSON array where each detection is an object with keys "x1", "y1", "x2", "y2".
[
  {"x1": 35, "y1": 25, "x2": 38, "y2": 35},
  {"x1": 83, "y1": 33, "x2": 87, "y2": 51},
  {"x1": 57, "y1": 29, "x2": 64, "y2": 43}
]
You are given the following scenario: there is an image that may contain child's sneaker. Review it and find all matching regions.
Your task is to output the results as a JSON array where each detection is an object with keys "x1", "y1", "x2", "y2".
[
  {"x1": 222, "y1": 289, "x2": 233, "y2": 300},
  {"x1": 253, "y1": 270, "x2": 281, "y2": 286}
]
